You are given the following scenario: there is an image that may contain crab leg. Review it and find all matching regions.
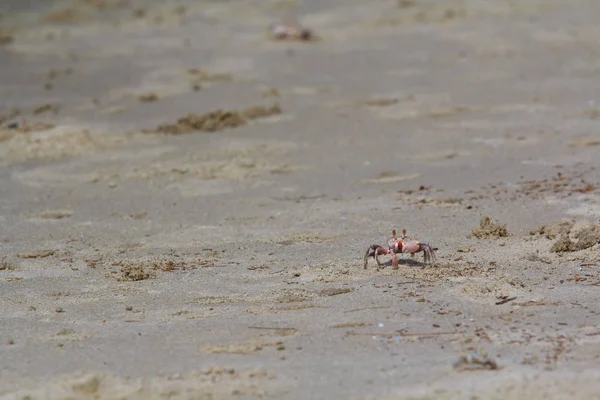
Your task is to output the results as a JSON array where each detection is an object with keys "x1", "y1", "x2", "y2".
[
  {"x1": 391, "y1": 251, "x2": 399, "y2": 269},
  {"x1": 398, "y1": 239, "x2": 438, "y2": 266},
  {"x1": 425, "y1": 243, "x2": 437, "y2": 265},
  {"x1": 364, "y1": 244, "x2": 389, "y2": 269},
  {"x1": 417, "y1": 243, "x2": 436, "y2": 266}
]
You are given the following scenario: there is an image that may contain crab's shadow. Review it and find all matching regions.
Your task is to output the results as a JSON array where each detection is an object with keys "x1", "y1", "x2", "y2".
[{"x1": 378, "y1": 258, "x2": 429, "y2": 268}]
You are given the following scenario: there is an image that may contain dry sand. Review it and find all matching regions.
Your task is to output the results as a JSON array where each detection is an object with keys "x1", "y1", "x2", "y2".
[{"x1": 1, "y1": 0, "x2": 600, "y2": 399}]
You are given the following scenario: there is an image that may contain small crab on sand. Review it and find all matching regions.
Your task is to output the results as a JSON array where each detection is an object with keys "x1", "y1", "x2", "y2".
[
  {"x1": 364, "y1": 229, "x2": 437, "y2": 269},
  {"x1": 269, "y1": 20, "x2": 313, "y2": 41}
]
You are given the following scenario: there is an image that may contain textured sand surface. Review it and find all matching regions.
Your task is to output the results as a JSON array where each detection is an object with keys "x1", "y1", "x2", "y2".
[{"x1": 1, "y1": 0, "x2": 600, "y2": 399}]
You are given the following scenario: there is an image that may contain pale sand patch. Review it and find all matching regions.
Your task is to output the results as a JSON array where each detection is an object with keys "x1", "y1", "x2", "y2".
[
  {"x1": 34, "y1": 210, "x2": 74, "y2": 220},
  {"x1": 363, "y1": 172, "x2": 422, "y2": 184},
  {"x1": 46, "y1": 328, "x2": 90, "y2": 342},
  {"x1": 5, "y1": 368, "x2": 282, "y2": 400},
  {"x1": 381, "y1": 370, "x2": 600, "y2": 400},
  {"x1": 568, "y1": 137, "x2": 600, "y2": 147},
  {"x1": 200, "y1": 341, "x2": 280, "y2": 355},
  {"x1": 408, "y1": 150, "x2": 467, "y2": 162},
  {"x1": 0, "y1": 126, "x2": 127, "y2": 162}
]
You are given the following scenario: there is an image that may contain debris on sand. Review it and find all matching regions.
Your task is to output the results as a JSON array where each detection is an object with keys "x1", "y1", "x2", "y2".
[
  {"x1": 33, "y1": 103, "x2": 60, "y2": 115},
  {"x1": 262, "y1": 88, "x2": 280, "y2": 98},
  {"x1": 185, "y1": 68, "x2": 234, "y2": 91},
  {"x1": 453, "y1": 351, "x2": 498, "y2": 371},
  {"x1": 495, "y1": 296, "x2": 517, "y2": 305},
  {"x1": 516, "y1": 171, "x2": 598, "y2": 199},
  {"x1": 109, "y1": 254, "x2": 217, "y2": 281},
  {"x1": 362, "y1": 98, "x2": 399, "y2": 107},
  {"x1": 568, "y1": 137, "x2": 600, "y2": 147},
  {"x1": 186, "y1": 69, "x2": 233, "y2": 83},
  {"x1": 319, "y1": 288, "x2": 353, "y2": 297},
  {"x1": 0, "y1": 109, "x2": 21, "y2": 126},
  {"x1": 397, "y1": 0, "x2": 417, "y2": 8},
  {"x1": 138, "y1": 93, "x2": 158, "y2": 103},
  {"x1": 0, "y1": 34, "x2": 14, "y2": 46},
  {"x1": 471, "y1": 216, "x2": 509, "y2": 239},
  {"x1": 269, "y1": 21, "x2": 315, "y2": 41},
  {"x1": 456, "y1": 246, "x2": 475, "y2": 253},
  {"x1": 17, "y1": 249, "x2": 56, "y2": 259},
  {"x1": 37, "y1": 210, "x2": 73, "y2": 219},
  {"x1": 243, "y1": 104, "x2": 282, "y2": 119},
  {"x1": 201, "y1": 342, "x2": 269, "y2": 355},
  {"x1": 549, "y1": 220, "x2": 600, "y2": 253},
  {"x1": 156, "y1": 110, "x2": 244, "y2": 133},
  {"x1": 0, "y1": 107, "x2": 57, "y2": 142},
  {"x1": 0, "y1": 256, "x2": 16, "y2": 270},
  {"x1": 40, "y1": 8, "x2": 81, "y2": 24},
  {"x1": 151, "y1": 103, "x2": 281, "y2": 134},
  {"x1": 117, "y1": 263, "x2": 156, "y2": 281}
]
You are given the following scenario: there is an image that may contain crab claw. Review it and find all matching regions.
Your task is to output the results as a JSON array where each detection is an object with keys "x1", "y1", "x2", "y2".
[{"x1": 364, "y1": 244, "x2": 388, "y2": 269}]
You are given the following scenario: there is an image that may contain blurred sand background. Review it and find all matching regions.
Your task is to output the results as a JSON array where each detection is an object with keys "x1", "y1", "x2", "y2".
[{"x1": 1, "y1": 0, "x2": 600, "y2": 398}]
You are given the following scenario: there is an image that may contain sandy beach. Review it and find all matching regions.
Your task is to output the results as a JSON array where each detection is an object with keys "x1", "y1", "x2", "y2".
[{"x1": 1, "y1": 0, "x2": 600, "y2": 398}]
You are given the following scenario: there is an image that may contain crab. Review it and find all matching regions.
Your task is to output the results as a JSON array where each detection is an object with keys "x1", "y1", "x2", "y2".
[
  {"x1": 364, "y1": 229, "x2": 437, "y2": 269},
  {"x1": 269, "y1": 20, "x2": 313, "y2": 41}
]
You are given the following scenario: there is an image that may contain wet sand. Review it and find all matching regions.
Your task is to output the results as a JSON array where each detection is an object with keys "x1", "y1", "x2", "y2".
[{"x1": 1, "y1": 0, "x2": 600, "y2": 399}]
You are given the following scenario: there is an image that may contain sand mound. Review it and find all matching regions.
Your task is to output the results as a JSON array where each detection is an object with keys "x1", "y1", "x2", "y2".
[
  {"x1": 550, "y1": 220, "x2": 600, "y2": 253},
  {"x1": 471, "y1": 216, "x2": 509, "y2": 239},
  {"x1": 151, "y1": 104, "x2": 281, "y2": 134},
  {"x1": 531, "y1": 219, "x2": 600, "y2": 252},
  {"x1": 530, "y1": 219, "x2": 575, "y2": 239}
]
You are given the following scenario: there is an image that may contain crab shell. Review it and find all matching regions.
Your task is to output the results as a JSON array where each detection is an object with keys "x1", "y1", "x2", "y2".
[
  {"x1": 388, "y1": 237, "x2": 422, "y2": 253},
  {"x1": 269, "y1": 22, "x2": 312, "y2": 40}
]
